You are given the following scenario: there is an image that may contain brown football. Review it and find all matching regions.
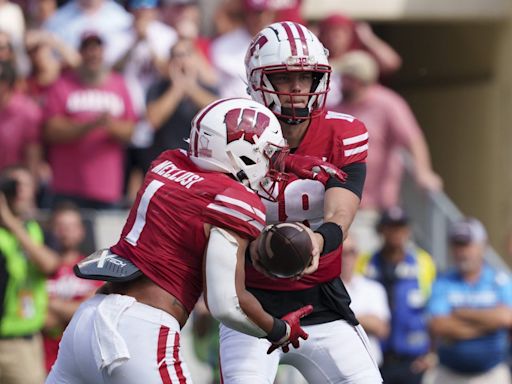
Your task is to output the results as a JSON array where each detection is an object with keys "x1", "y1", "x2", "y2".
[{"x1": 257, "y1": 222, "x2": 313, "y2": 278}]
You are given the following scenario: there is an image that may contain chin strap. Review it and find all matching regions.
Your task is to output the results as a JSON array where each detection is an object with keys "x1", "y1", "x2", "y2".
[{"x1": 278, "y1": 107, "x2": 310, "y2": 125}]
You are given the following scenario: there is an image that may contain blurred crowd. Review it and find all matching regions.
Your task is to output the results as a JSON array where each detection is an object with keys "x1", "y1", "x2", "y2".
[{"x1": 0, "y1": 0, "x2": 510, "y2": 383}]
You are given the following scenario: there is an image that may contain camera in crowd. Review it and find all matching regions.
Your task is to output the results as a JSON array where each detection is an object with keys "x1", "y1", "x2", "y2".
[{"x1": 0, "y1": 176, "x2": 18, "y2": 201}]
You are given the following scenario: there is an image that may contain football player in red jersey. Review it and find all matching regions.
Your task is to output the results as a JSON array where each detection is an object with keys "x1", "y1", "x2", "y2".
[
  {"x1": 218, "y1": 22, "x2": 383, "y2": 383},
  {"x1": 46, "y1": 98, "x2": 315, "y2": 384}
]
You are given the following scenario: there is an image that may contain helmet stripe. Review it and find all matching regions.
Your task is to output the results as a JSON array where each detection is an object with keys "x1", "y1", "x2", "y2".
[
  {"x1": 281, "y1": 22, "x2": 297, "y2": 56},
  {"x1": 294, "y1": 23, "x2": 309, "y2": 56}
]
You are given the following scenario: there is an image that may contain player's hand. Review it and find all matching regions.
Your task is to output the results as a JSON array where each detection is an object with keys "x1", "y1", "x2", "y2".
[
  {"x1": 284, "y1": 154, "x2": 347, "y2": 185},
  {"x1": 267, "y1": 305, "x2": 313, "y2": 354},
  {"x1": 295, "y1": 225, "x2": 320, "y2": 278}
]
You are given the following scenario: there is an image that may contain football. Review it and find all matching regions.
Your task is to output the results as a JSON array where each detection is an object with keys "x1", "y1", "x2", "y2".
[{"x1": 257, "y1": 222, "x2": 313, "y2": 278}]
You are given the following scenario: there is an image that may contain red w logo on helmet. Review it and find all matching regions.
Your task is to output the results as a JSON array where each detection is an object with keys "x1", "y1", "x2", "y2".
[
  {"x1": 245, "y1": 34, "x2": 268, "y2": 65},
  {"x1": 225, "y1": 108, "x2": 270, "y2": 144}
]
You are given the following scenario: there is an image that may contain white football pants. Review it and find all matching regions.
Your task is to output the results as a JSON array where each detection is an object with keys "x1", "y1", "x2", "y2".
[
  {"x1": 220, "y1": 319, "x2": 382, "y2": 384},
  {"x1": 46, "y1": 294, "x2": 193, "y2": 384}
]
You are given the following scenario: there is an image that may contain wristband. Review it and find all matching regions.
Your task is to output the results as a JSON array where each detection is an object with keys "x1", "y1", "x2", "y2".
[
  {"x1": 314, "y1": 222, "x2": 343, "y2": 256},
  {"x1": 266, "y1": 318, "x2": 287, "y2": 343}
]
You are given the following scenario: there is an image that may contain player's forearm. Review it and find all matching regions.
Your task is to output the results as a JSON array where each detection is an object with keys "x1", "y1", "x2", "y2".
[
  {"x1": 323, "y1": 187, "x2": 360, "y2": 239},
  {"x1": 237, "y1": 289, "x2": 275, "y2": 334},
  {"x1": 453, "y1": 306, "x2": 512, "y2": 331}
]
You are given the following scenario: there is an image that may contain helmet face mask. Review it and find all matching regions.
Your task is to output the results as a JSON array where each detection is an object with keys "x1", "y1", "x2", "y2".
[
  {"x1": 245, "y1": 22, "x2": 332, "y2": 124},
  {"x1": 188, "y1": 98, "x2": 288, "y2": 201}
]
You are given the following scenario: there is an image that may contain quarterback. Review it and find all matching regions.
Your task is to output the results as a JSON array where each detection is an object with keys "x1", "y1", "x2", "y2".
[{"x1": 219, "y1": 22, "x2": 383, "y2": 383}]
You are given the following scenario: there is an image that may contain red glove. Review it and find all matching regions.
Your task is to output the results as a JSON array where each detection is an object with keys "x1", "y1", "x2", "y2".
[
  {"x1": 284, "y1": 154, "x2": 347, "y2": 185},
  {"x1": 267, "y1": 305, "x2": 313, "y2": 354}
]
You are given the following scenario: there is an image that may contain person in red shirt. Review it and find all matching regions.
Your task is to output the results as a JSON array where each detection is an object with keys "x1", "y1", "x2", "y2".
[
  {"x1": 43, "y1": 202, "x2": 103, "y2": 372},
  {"x1": 44, "y1": 31, "x2": 136, "y2": 209},
  {"x1": 46, "y1": 98, "x2": 315, "y2": 383},
  {"x1": 0, "y1": 60, "x2": 45, "y2": 181},
  {"x1": 219, "y1": 22, "x2": 382, "y2": 383}
]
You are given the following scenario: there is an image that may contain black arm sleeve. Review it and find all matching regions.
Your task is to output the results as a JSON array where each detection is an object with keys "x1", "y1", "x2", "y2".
[{"x1": 325, "y1": 162, "x2": 366, "y2": 199}]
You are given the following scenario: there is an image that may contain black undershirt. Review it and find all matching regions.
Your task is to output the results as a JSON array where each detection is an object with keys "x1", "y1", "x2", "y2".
[{"x1": 248, "y1": 278, "x2": 358, "y2": 326}]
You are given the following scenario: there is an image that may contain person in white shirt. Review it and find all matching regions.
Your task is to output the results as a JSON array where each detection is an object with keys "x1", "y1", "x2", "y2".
[
  {"x1": 341, "y1": 234, "x2": 391, "y2": 366},
  {"x1": 44, "y1": 0, "x2": 133, "y2": 67},
  {"x1": 210, "y1": 0, "x2": 276, "y2": 98}
]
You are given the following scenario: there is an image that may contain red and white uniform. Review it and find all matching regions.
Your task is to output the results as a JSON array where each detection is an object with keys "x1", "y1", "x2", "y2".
[
  {"x1": 112, "y1": 150, "x2": 264, "y2": 313},
  {"x1": 47, "y1": 149, "x2": 266, "y2": 384},
  {"x1": 246, "y1": 110, "x2": 368, "y2": 291},
  {"x1": 220, "y1": 112, "x2": 382, "y2": 384}
]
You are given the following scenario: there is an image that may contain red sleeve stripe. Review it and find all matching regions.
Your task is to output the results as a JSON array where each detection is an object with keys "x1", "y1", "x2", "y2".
[
  {"x1": 214, "y1": 194, "x2": 265, "y2": 221},
  {"x1": 325, "y1": 111, "x2": 356, "y2": 122},
  {"x1": 343, "y1": 132, "x2": 369, "y2": 146},
  {"x1": 207, "y1": 204, "x2": 265, "y2": 231},
  {"x1": 344, "y1": 144, "x2": 368, "y2": 157}
]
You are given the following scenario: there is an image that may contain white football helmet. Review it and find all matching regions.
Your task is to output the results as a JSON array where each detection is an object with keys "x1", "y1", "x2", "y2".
[
  {"x1": 188, "y1": 98, "x2": 288, "y2": 200},
  {"x1": 245, "y1": 21, "x2": 331, "y2": 124}
]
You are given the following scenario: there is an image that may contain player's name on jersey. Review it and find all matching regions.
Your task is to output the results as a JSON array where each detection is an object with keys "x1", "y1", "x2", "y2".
[{"x1": 151, "y1": 160, "x2": 204, "y2": 189}]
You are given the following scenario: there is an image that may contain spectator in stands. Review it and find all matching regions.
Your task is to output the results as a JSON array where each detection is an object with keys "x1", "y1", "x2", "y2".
[
  {"x1": 0, "y1": 32, "x2": 13, "y2": 63},
  {"x1": 26, "y1": 0, "x2": 58, "y2": 27},
  {"x1": 160, "y1": 0, "x2": 217, "y2": 86},
  {"x1": 210, "y1": 0, "x2": 276, "y2": 98},
  {"x1": 43, "y1": 202, "x2": 103, "y2": 373},
  {"x1": 44, "y1": 0, "x2": 133, "y2": 66},
  {"x1": 0, "y1": 1, "x2": 25, "y2": 50},
  {"x1": 0, "y1": 165, "x2": 61, "y2": 384},
  {"x1": 144, "y1": 37, "x2": 218, "y2": 170},
  {"x1": 25, "y1": 29, "x2": 81, "y2": 106},
  {"x1": 428, "y1": 218, "x2": 512, "y2": 384},
  {"x1": 341, "y1": 234, "x2": 390, "y2": 367},
  {"x1": 0, "y1": 60, "x2": 46, "y2": 183},
  {"x1": 318, "y1": 13, "x2": 402, "y2": 107},
  {"x1": 336, "y1": 51, "x2": 441, "y2": 211},
  {"x1": 357, "y1": 206, "x2": 437, "y2": 384},
  {"x1": 0, "y1": 0, "x2": 29, "y2": 75},
  {"x1": 114, "y1": 0, "x2": 177, "y2": 204},
  {"x1": 115, "y1": 0, "x2": 177, "y2": 111},
  {"x1": 213, "y1": 0, "x2": 244, "y2": 37},
  {"x1": 44, "y1": 31, "x2": 135, "y2": 209},
  {"x1": 335, "y1": 51, "x2": 441, "y2": 252}
]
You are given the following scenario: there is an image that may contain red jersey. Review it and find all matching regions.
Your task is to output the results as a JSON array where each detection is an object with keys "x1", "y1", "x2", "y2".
[
  {"x1": 246, "y1": 110, "x2": 368, "y2": 291},
  {"x1": 111, "y1": 150, "x2": 266, "y2": 313}
]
